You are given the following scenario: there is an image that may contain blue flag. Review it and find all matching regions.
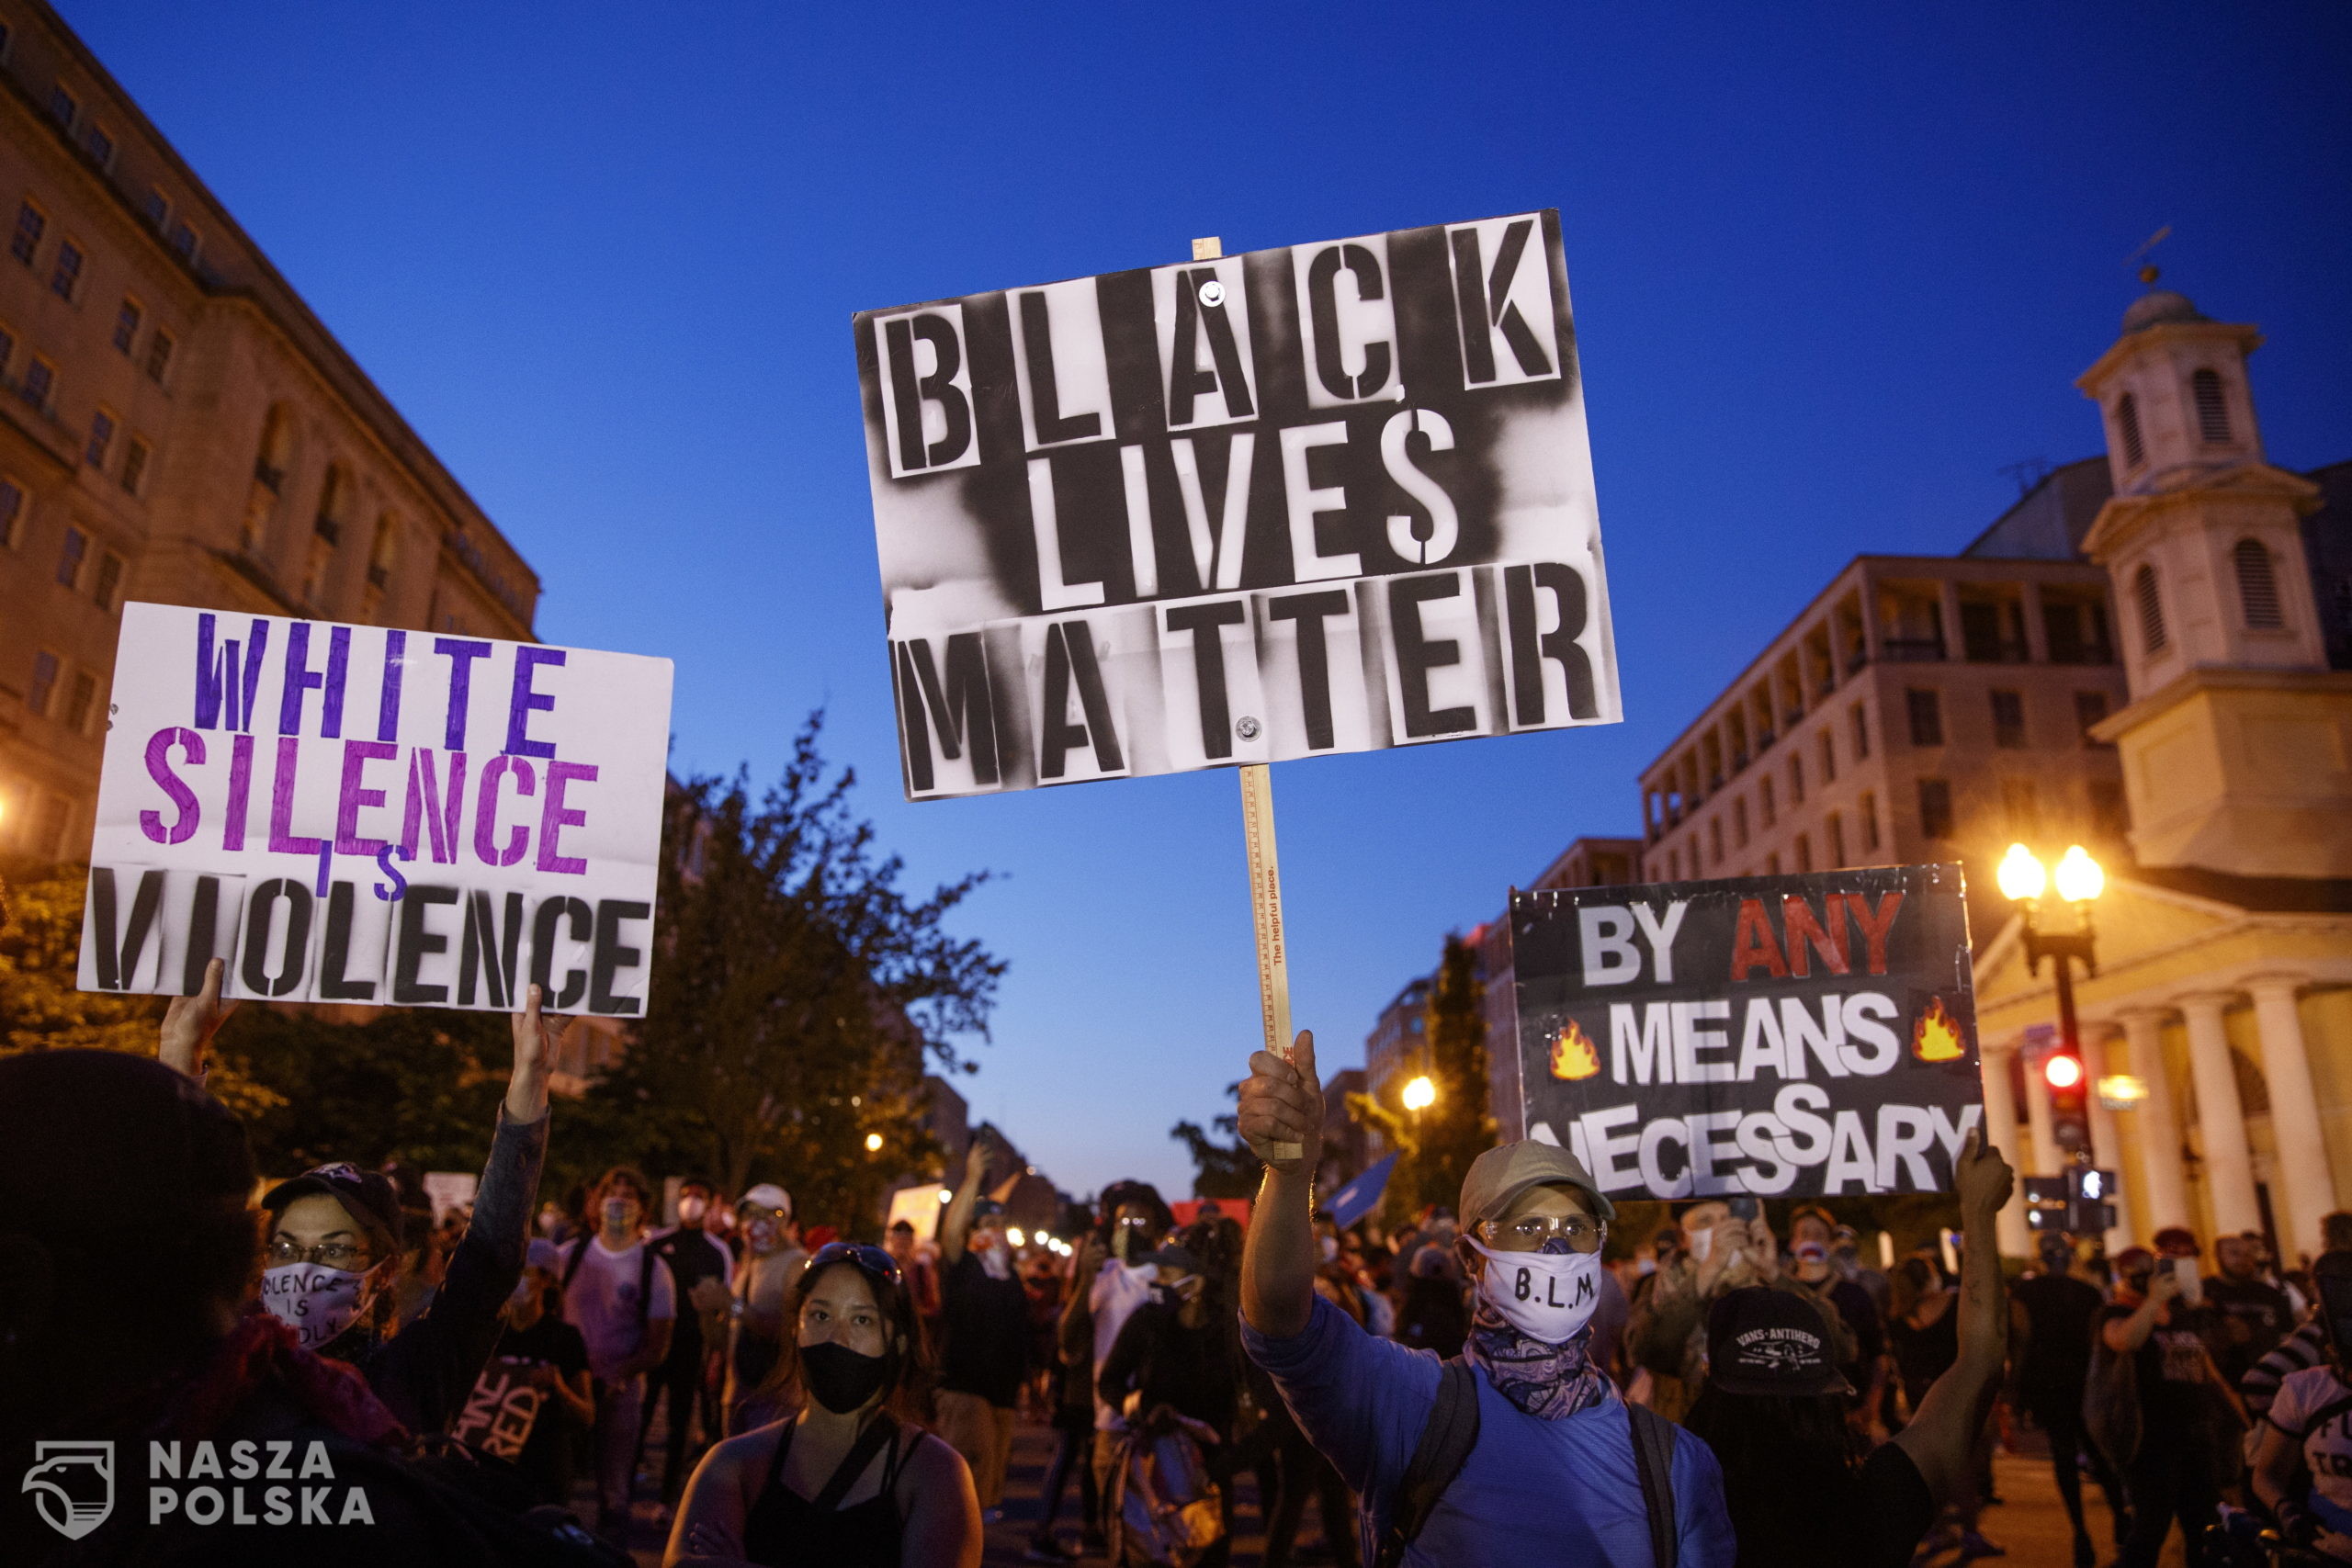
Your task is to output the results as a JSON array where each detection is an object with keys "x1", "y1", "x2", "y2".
[{"x1": 1326, "y1": 1151, "x2": 1398, "y2": 1230}]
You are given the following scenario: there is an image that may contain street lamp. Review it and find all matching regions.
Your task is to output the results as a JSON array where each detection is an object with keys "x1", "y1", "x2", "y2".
[
  {"x1": 2001, "y1": 842, "x2": 2104, "y2": 1162},
  {"x1": 1401, "y1": 1076, "x2": 1435, "y2": 1111},
  {"x1": 864, "y1": 1132, "x2": 884, "y2": 1153}
]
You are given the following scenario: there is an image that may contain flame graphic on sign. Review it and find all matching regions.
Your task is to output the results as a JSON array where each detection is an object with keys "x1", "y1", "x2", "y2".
[
  {"x1": 1913, "y1": 996, "x2": 1965, "y2": 1062},
  {"x1": 1550, "y1": 1019, "x2": 1600, "y2": 1080}
]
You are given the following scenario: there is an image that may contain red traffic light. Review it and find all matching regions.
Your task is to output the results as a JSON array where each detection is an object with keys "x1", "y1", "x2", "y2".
[{"x1": 2044, "y1": 1054, "x2": 2085, "y2": 1091}]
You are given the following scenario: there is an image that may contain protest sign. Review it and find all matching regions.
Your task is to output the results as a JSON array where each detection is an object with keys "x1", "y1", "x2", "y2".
[
  {"x1": 78, "y1": 603, "x2": 673, "y2": 1014},
  {"x1": 449, "y1": 1358, "x2": 548, "y2": 1461},
  {"x1": 1510, "y1": 865, "x2": 1982, "y2": 1199},
  {"x1": 854, "y1": 210, "x2": 1620, "y2": 799}
]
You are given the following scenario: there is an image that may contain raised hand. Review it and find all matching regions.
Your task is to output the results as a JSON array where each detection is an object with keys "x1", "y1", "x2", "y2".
[
  {"x1": 1236, "y1": 1030, "x2": 1323, "y2": 1176},
  {"x1": 507, "y1": 983, "x2": 555, "y2": 1122},
  {"x1": 1953, "y1": 1125, "x2": 2015, "y2": 1216},
  {"x1": 159, "y1": 956, "x2": 239, "y2": 1080}
]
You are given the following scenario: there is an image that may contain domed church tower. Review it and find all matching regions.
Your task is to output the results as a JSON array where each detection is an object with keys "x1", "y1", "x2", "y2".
[{"x1": 2076, "y1": 288, "x2": 2352, "y2": 875}]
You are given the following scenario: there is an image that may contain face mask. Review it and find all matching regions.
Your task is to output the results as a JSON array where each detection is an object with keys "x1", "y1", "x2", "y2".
[
  {"x1": 1686, "y1": 1226, "x2": 1714, "y2": 1264},
  {"x1": 678, "y1": 1196, "x2": 707, "y2": 1225},
  {"x1": 262, "y1": 1262, "x2": 374, "y2": 1350},
  {"x1": 603, "y1": 1197, "x2": 638, "y2": 1233},
  {"x1": 1635, "y1": 1256, "x2": 1658, "y2": 1278},
  {"x1": 978, "y1": 1242, "x2": 1012, "y2": 1280},
  {"x1": 1318, "y1": 1236, "x2": 1340, "y2": 1264},
  {"x1": 1792, "y1": 1241, "x2": 1829, "y2": 1267},
  {"x1": 1469, "y1": 1241, "x2": 1603, "y2": 1345},
  {"x1": 1114, "y1": 1221, "x2": 1149, "y2": 1260},
  {"x1": 746, "y1": 1218, "x2": 778, "y2": 1252},
  {"x1": 800, "y1": 1341, "x2": 891, "y2": 1414}
]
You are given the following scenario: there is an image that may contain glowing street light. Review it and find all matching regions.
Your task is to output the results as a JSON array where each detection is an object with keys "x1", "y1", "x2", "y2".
[
  {"x1": 1996, "y1": 842, "x2": 2047, "y2": 903},
  {"x1": 2003, "y1": 843, "x2": 2107, "y2": 1168},
  {"x1": 2054, "y1": 844, "x2": 2105, "y2": 906},
  {"x1": 1007, "y1": 1226, "x2": 1026, "y2": 1247},
  {"x1": 864, "y1": 1132, "x2": 884, "y2": 1153},
  {"x1": 1401, "y1": 1076, "x2": 1436, "y2": 1111}
]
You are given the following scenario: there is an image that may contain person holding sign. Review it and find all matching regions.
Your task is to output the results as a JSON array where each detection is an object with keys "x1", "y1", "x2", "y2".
[
  {"x1": 159, "y1": 956, "x2": 555, "y2": 1440},
  {"x1": 1236, "y1": 1029, "x2": 1734, "y2": 1568},
  {"x1": 666, "y1": 1242, "x2": 982, "y2": 1568},
  {"x1": 1682, "y1": 1130, "x2": 2012, "y2": 1568}
]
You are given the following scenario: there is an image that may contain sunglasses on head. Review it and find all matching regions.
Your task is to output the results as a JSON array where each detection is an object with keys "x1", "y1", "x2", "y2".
[{"x1": 805, "y1": 1241, "x2": 902, "y2": 1286}]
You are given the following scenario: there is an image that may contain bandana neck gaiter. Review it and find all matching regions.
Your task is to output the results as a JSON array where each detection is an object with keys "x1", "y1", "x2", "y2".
[{"x1": 1463, "y1": 1299, "x2": 1611, "y2": 1421}]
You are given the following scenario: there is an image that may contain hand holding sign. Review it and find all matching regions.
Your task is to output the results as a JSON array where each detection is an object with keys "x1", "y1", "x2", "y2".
[
  {"x1": 1238, "y1": 1030, "x2": 1323, "y2": 1176},
  {"x1": 1953, "y1": 1125, "x2": 2014, "y2": 1220},
  {"x1": 506, "y1": 982, "x2": 555, "y2": 1122},
  {"x1": 158, "y1": 955, "x2": 238, "y2": 1081}
]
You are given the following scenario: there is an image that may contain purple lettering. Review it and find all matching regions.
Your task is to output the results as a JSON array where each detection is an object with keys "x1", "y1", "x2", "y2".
[
  {"x1": 504, "y1": 648, "x2": 564, "y2": 759},
  {"x1": 140, "y1": 728, "x2": 205, "y2": 845},
  {"x1": 267, "y1": 738, "x2": 325, "y2": 855},
  {"x1": 278, "y1": 623, "x2": 324, "y2": 737},
  {"x1": 400, "y1": 750, "x2": 468, "y2": 865},
  {"x1": 376, "y1": 630, "x2": 406, "y2": 743},
  {"x1": 473, "y1": 755, "x2": 535, "y2": 867},
  {"x1": 334, "y1": 740, "x2": 399, "y2": 857},
  {"x1": 223, "y1": 733, "x2": 255, "y2": 851},
  {"x1": 537, "y1": 761, "x2": 598, "y2": 874},
  {"x1": 432, "y1": 637, "x2": 493, "y2": 750}
]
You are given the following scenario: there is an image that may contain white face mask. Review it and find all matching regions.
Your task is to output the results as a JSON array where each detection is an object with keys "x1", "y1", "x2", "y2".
[
  {"x1": 1318, "y1": 1236, "x2": 1340, "y2": 1264},
  {"x1": 1468, "y1": 1241, "x2": 1604, "y2": 1345},
  {"x1": 261, "y1": 1262, "x2": 373, "y2": 1349},
  {"x1": 977, "y1": 1242, "x2": 1012, "y2": 1280},
  {"x1": 1686, "y1": 1226, "x2": 1714, "y2": 1264},
  {"x1": 1792, "y1": 1241, "x2": 1829, "y2": 1268},
  {"x1": 745, "y1": 1218, "x2": 779, "y2": 1253},
  {"x1": 677, "y1": 1195, "x2": 707, "y2": 1225}
]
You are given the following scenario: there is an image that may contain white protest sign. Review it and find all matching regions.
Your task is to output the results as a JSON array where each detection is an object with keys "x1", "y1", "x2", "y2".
[
  {"x1": 854, "y1": 210, "x2": 1622, "y2": 799},
  {"x1": 79, "y1": 603, "x2": 673, "y2": 1014}
]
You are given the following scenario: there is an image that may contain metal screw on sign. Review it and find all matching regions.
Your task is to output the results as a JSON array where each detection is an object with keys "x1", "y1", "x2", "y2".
[
  {"x1": 1198, "y1": 279, "x2": 1225, "y2": 309},
  {"x1": 1235, "y1": 716, "x2": 1260, "y2": 740}
]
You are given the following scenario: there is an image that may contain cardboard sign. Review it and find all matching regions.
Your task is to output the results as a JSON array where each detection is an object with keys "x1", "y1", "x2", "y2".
[
  {"x1": 854, "y1": 211, "x2": 1620, "y2": 799},
  {"x1": 78, "y1": 603, "x2": 673, "y2": 1014},
  {"x1": 1510, "y1": 866, "x2": 1982, "y2": 1199}
]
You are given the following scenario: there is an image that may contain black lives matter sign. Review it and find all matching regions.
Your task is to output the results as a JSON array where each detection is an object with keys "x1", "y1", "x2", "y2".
[
  {"x1": 1510, "y1": 866, "x2": 1984, "y2": 1200},
  {"x1": 853, "y1": 212, "x2": 1619, "y2": 798}
]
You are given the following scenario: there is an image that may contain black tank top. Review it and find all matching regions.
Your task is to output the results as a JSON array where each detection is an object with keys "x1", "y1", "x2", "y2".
[{"x1": 741, "y1": 1413, "x2": 907, "y2": 1568}]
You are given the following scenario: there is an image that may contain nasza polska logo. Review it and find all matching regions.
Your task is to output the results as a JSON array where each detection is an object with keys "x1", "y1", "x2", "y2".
[{"x1": 21, "y1": 1440, "x2": 114, "y2": 1540}]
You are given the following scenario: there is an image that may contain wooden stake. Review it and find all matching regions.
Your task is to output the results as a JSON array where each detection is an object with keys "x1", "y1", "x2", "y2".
[{"x1": 1193, "y1": 232, "x2": 1305, "y2": 1164}]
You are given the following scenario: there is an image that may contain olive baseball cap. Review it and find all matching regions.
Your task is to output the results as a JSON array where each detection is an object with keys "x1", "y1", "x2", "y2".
[{"x1": 1457, "y1": 1139, "x2": 1616, "y2": 1229}]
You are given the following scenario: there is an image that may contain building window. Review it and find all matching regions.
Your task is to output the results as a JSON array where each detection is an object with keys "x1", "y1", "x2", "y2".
[
  {"x1": 2116, "y1": 392, "x2": 2145, "y2": 468},
  {"x1": 50, "y1": 240, "x2": 82, "y2": 300},
  {"x1": 83, "y1": 123, "x2": 114, "y2": 168},
  {"x1": 2134, "y1": 563, "x2": 2166, "y2": 654},
  {"x1": 0, "y1": 476, "x2": 21, "y2": 547},
  {"x1": 144, "y1": 329, "x2": 174, "y2": 383},
  {"x1": 1766, "y1": 852, "x2": 1781, "y2": 874},
  {"x1": 55, "y1": 525, "x2": 85, "y2": 587},
  {"x1": 112, "y1": 299, "x2": 140, "y2": 353},
  {"x1": 301, "y1": 539, "x2": 333, "y2": 606},
  {"x1": 1709, "y1": 818, "x2": 1724, "y2": 866},
  {"x1": 2090, "y1": 779, "x2": 2130, "y2": 839},
  {"x1": 2234, "y1": 538, "x2": 2283, "y2": 628},
  {"x1": 1906, "y1": 687, "x2": 1944, "y2": 747},
  {"x1": 1850, "y1": 702, "x2": 1870, "y2": 760},
  {"x1": 1818, "y1": 729, "x2": 1837, "y2": 783},
  {"x1": 166, "y1": 221, "x2": 199, "y2": 263},
  {"x1": 120, "y1": 437, "x2": 149, "y2": 495},
  {"x1": 2003, "y1": 777, "x2": 2041, "y2": 840},
  {"x1": 2191, "y1": 369, "x2": 2232, "y2": 444},
  {"x1": 1733, "y1": 796, "x2": 1750, "y2": 850},
  {"x1": 141, "y1": 187, "x2": 168, "y2": 227},
  {"x1": 1794, "y1": 833, "x2": 1814, "y2": 873},
  {"x1": 28, "y1": 649, "x2": 60, "y2": 716},
  {"x1": 84, "y1": 410, "x2": 114, "y2": 468},
  {"x1": 63, "y1": 669, "x2": 96, "y2": 731},
  {"x1": 11, "y1": 202, "x2": 43, "y2": 265},
  {"x1": 1917, "y1": 777, "x2": 1953, "y2": 840},
  {"x1": 21, "y1": 356, "x2": 54, "y2": 411},
  {"x1": 1790, "y1": 754, "x2": 1806, "y2": 805},
  {"x1": 1668, "y1": 848, "x2": 1682, "y2": 881},
  {"x1": 0, "y1": 324, "x2": 12, "y2": 373},
  {"x1": 93, "y1": 549, "x2": 123, "y2": 609},
  {"x1": 1990, "y1": 689, "x2": 2026, "y2": 748},
  {"x1": 2075, "y1": 690, "x2": 2112, "y2": 747},
  {"x1": 1759, "y1": 775, "x2": 1777, "y2": 828},
  {"x1": 45, "y1": 85, "x2": 75, "y2": 127},
  {"x1": 1860, "y1": 791, "x2": 1882, "y2": 852},
  {"x1": 1827, "y1": 812, "x2": 1847, "y2": 868}
]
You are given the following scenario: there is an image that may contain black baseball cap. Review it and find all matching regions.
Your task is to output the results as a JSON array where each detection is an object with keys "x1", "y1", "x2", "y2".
[
  {"x1": 1706, "y1": 1287, "x2": 1853, "y2": 1398},
  {"x1": 263, "y1": 1162, "x2": 403, "y2": 1258}
]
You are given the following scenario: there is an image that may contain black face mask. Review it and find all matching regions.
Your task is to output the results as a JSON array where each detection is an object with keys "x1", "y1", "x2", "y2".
[{"x1": 800, "y1": 1340, "x2": 891, "y2": 1414}]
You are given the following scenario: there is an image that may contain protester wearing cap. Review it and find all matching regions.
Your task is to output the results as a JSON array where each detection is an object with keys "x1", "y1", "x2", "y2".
[
  {"x1": 1084, "y1": 1177, "x2": 1178, "y2": 1510},
  {"x1": 1237, "y1": 1028, "x2": 1734, "y2": 1567},
  {"x1": 2095, "y1": 1236, "x2": 2246, "y2": 1567},
  {"x1": 177, "y1": 958, "x2": 556, "y2": 1438},
  {"x1": 727, "y1": 1180, "x2": 808, "y2": 1433},
  {"x1": 669, "y1": 1238, "x2": 982, "y2": 1568},
  {"x1": 2245, "y1": 1216, "x2": 2352, "y2": 1433},
  {"x1": 936, "y1": 1136, "x2": 1034, "y2": 1520},
  {"x1": 2252, "y1": 1250, "x2": 2352, "y2": 1559},
  {"x1": 1685, "y1": 1132, "x2": 2012, "y2": 1568}
]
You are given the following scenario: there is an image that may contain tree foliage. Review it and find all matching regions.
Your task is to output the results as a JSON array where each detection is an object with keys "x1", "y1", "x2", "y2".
[
  {"x1": 1353, "y1": 933, "x2": 1496, "y2": 1229},
  {"x1": 1, "y1": 859, "x2": 165, "y2": 1055},
  {"x1": 1170, "y1": 1082, "x2": 1260, "y2": 1199},
  {"x1": 588, "y1": 715, "x2": 1002, "y2": 1227}
]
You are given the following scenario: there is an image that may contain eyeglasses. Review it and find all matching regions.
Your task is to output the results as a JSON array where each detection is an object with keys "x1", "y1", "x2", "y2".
[
  {"x1": 266, "y1": 1237, "x2": 372, "y2": 1269},
  {"x1": 805, "y1": 1241, "x2": 901, "y2": 1285},
  {"x1": 1476, "y1": 1214, "x2": 1608, "y2": 1254}
]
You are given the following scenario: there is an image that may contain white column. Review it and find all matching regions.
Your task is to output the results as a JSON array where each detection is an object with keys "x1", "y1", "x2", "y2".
[
  {"x1": 1981, "y1": 1043, "x2": 2031, "y2": 1257},
  {"x1": 2023, "y1": 1043, "x2": 2061, "y2": 1176},
  {"x1": 2248, "y1": 974, "x2": 2339, "y2": 1263},
  {"x1": 2180, "y1": 991, "x2": 2260, "y2": 1237},
  {"x1": 2119, "y1": 1007, "x2": 2191, "y2": 1235},
  {"x1": 2084, "y1": 1026, "x2": 2134, "y2": 1252},
  {"x1": 1938, "y1": 580, "x2": 1965, "y2": 660},
  {"x1": 2020, "y1": 581, "x2": 2050, "y2": 663}
]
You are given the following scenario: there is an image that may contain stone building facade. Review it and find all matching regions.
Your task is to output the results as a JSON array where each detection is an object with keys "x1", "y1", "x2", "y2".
[{"x1": 0, "y1": 0, "x2": 537, "y2": 865}]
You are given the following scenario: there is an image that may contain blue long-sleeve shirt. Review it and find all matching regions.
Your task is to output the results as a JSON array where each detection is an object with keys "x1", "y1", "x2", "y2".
[{"x1": 1241, "y1": 1295, "x2": 1736, "y2": 1568}]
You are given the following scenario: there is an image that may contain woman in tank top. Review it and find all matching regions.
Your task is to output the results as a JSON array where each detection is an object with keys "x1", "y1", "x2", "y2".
[{"x1": 665, "y1": 1241, "x2": 982, "y2": 1567}]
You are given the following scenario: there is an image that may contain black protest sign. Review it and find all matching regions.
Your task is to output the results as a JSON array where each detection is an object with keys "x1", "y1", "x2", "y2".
[
  {"x1": 1510, "y1": 865, "x2": 1982, "y2": 1200},
  {"x1": 853, "y1": 212, "x2": 1620, "y2": 799}
]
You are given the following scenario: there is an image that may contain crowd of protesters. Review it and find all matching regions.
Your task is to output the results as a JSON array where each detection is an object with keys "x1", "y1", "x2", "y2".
[{"x1": 17, "y1": 972, "x2": 2352, "y2": 1568}]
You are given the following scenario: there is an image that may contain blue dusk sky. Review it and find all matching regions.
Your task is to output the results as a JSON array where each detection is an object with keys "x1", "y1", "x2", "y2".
[{"x1": 60, "y1": 2, "x2": 2350, "y2": 1201}]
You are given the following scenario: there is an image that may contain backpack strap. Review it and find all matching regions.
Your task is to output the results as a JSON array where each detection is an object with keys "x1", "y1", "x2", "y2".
[
  {"x1": 1374, "y1": 1358, "x2": 1481, "y2": 1568},
  {"x1": 2284, "y1": 1392, "x2": 2352, "y2": 1441},
  {"x1": 638, "y1": 1246, "x2": 658, "y2": 1336},
  {"x1": 560, "y1": 1237, "x2": 588, "y2": 1292},
  {"x1": 1626, "y1": 1401, "x2": 1679, "y2": 1568}
]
